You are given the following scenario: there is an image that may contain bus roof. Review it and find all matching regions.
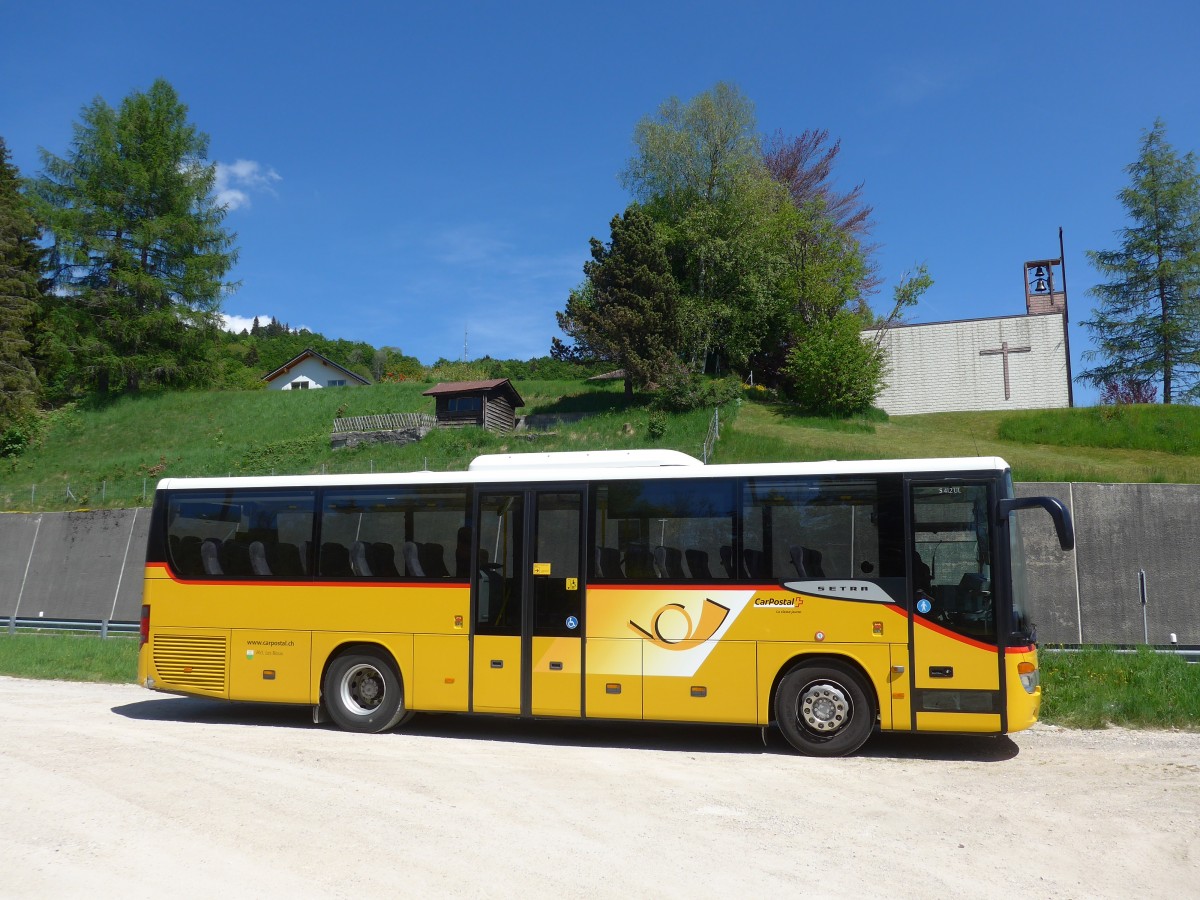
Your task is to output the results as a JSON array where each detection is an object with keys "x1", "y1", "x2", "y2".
[
  {"x1": 153, "y1": 454, "x2": 1011, "y2": 492},
  {"x1": 469, "y1": 449, "x2": 704, "y2": 470}
]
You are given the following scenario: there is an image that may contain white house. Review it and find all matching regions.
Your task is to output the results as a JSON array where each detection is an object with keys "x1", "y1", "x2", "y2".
[{"x1": 261, "y1": 348, "x2": 371, "y2": 391}]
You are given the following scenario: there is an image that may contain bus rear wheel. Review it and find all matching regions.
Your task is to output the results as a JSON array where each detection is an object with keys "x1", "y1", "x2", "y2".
[
  {"x1": 323, "y1": 650, "x2": 413, "y2": 734},
  {"x1": 775, "y1": 663, "x2": 875, "y2": 757}
]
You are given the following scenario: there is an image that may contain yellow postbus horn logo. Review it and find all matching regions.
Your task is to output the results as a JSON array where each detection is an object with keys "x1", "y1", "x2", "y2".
[{"x1": 628, "y1": 598, "x2": 731, "y2": 650}]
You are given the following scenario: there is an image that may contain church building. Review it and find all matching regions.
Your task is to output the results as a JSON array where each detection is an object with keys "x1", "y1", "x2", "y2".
[{"x1": 867, "y1": 256, "x2": 1073, "y2": 416}]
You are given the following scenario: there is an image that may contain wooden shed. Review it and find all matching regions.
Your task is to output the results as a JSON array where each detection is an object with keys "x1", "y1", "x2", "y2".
[{"x1": 422, "y1": 379, "x2": 525, "y2": 432}]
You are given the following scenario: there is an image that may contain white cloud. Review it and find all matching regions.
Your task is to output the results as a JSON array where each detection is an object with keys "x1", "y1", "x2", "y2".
[
  {"x1": 215, "y1": 159, "x2": 282, "y2": 211},
  {"x1": 221, "y1": 313, "x2": 271, "y2": 333}
]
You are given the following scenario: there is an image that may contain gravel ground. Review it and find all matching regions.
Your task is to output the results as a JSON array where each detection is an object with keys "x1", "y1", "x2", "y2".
[{"x1": 1, "y1": 676, "x2": 1197, "y2": 899}]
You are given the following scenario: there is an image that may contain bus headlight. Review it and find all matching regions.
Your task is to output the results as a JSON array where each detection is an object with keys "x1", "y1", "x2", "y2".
[{"x1": 1017, "y1": 661, "x2": 1039, "y2": 694}]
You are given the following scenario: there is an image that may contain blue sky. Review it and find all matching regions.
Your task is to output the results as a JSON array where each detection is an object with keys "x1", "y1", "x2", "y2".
[{"x1": 4, "y1": 1, "x2": 1199, "y2": 405}]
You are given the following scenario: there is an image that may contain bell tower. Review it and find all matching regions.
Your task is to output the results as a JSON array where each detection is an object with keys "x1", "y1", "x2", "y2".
[
  {"x1": 1024, "y1": 257, "x2": 1066, "y2": 315},
  {"x1": 1022, "y1": 228, "x2": 1073, "y2": 407}
]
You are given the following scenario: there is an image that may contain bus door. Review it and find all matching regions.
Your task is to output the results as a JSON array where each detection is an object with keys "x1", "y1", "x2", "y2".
[
  {"x1": 907, "y1": 480, "x2": 1004, "y2": 733},
  {"x1": 471, "y1": 488, "x2": 585, "y2": 717}
]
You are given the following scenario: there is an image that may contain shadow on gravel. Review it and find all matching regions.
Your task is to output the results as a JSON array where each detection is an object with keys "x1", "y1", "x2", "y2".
[
  {"x1": 112, "y1": 695, "x2": 312, "y2": 729},
  {"x1": 111, "y1": 696, "x2": 1018, "y2": 761}
]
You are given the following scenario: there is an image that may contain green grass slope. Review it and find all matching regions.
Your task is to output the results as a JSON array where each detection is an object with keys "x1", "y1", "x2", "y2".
[{"x1": 3, "y1": 383, "x2": 1198, "y2": 512}]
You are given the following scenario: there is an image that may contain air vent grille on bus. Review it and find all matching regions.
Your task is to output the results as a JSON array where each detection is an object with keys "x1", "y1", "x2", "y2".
[{"x1": 153, "y1": 633, "x2": 228, "y2": 693}]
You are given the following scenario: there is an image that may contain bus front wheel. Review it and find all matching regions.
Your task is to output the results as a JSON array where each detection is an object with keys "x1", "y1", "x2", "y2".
[
  {"x1": 323, "y1": 651, "x2": 413, "y2": 734},
  {"x1": 775, "y1": 663, "x2": 875, "y2": 757}
]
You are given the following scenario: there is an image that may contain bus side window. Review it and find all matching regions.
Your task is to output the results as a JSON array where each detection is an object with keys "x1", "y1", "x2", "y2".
[
  {"x1": 320, "y1": 486, "x2": 469, "y2": 580},
  {"x1": 590, "y1": 479, "x2": 735, "y2": 584},
  {"x1": 165, "y1": 490, "x2": 316, "y2": 581},
  {"x1": 742, "y1": 476, "x2": 905, "y2": 598}
]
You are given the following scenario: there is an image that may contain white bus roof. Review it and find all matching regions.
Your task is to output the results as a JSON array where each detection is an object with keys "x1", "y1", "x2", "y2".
[
  {"x1": 154, "y1": 453, "x2": 1011, "y2": 492},
  {"x1": 469, "y1": 449, "x2": 704, "y2": 470}
]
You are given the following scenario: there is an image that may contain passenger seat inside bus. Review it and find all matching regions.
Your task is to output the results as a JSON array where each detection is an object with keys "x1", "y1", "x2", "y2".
[
  {"x1": 653, "y1": 546, "x2": 685, "y2": 579},
  {"x1": 219, "y1": 541, "x2": 253, "y2": 577},
  {"x1": 350, "y1": 541, "x2": 373, "y2": 577},
  {"x1": 454, "y1": 527, "x2": 473, "y2": 577},
  {"x1": 249, "y1": 541, "x2": 271, "y2": 576},
  {"x1": 371, "y1": 542, "x2": 400, "y2": 578},
  {"x1": 170, "y1": 535, "x2": 204, "y2": 577},
  {"x1": 320, "y1": 542, "x2": 352, "y2": 577},
  {"x1": 742, "y1": 548, "x2": 767, "y2": 580},
  {"x1": 685, "y1": 548, "x2": 712, "y2": 580},
  {"x1": 597, "y1": 546, "x2": 623, "y2": 578},
  {"x1": 267, "y1": 542, "x2": 306, "y2": 578},
  {"x1": 789, "y1": 545, "x2": 825, "y2": 579},
  {"x1": 200, "y1": 538, "x2": 222, "y2": 576},
  {"x1": 623, "y1": 543, "x2": 657, "y2": 579},
  {"x1": 719, "y1": 546, "x2": 736, "y2": 578},
  {"x1": 402, "y1": 541, "x2": 424, "y2": 577},
  {"x1": 418, "y1": 542, "x2": 449, "y2": 577}
]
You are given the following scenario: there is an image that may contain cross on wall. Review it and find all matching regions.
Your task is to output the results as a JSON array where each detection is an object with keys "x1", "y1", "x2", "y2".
[{"x1": 979, "y1": 340, "x2": 1032, "y2": 400}]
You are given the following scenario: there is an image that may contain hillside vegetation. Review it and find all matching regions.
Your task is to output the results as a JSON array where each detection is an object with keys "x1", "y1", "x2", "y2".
[{"x1": 2, "y1": 384, "x2": 1198, "y2": 511}]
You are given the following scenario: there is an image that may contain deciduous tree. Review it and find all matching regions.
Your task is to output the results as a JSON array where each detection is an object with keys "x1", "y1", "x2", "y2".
[
  {"x1": 1081, "y1": 119, "x2": 1200, "y2": 403},
  {"x1": 763, "y1": 128, "x2": 879, "y2": 300},
  {"x1": 622, "y1": 81, "x2": 760, "y2": 222}
]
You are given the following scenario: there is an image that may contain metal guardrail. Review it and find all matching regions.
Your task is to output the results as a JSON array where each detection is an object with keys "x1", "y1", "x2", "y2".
[
  {"x1": 1041, "y1": 644, "x2": 1200, "y2": 663},
  {"x1": 5, "y1": 616, "x2": 138, "y2": 638}
]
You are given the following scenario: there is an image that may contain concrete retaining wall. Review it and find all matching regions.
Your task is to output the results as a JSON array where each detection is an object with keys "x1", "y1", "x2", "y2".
[
  {"x1": 1, "y1": 483, "x2": 1196, "y2": 643},
  {"x1": 1016, "y1": 482, "x2": 1200, "y2": 645},
  {"x1": 0, "y1": 509, "x2": 149, "y2": 622}
]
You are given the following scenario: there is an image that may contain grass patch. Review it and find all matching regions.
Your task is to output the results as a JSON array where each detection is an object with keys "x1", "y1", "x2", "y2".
[
  {"x1": 4, "y1": 382, "x2": 1200, "y2": 512},
  {"x1": 1040, "y1": 646, "x2": 1200, "y2": 729},
  {"x1": 0, "y1": 633, "x2": 138, "y2": 683},
  {"x1": 998, "y1": 405, "x2": 1200, "y2": 456},
  {"x1": 733, "y1": 402, "x2": 1200, "y2": 483}
]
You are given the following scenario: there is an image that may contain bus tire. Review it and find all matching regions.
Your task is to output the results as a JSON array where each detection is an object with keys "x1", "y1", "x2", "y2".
[
  {"x1": 775, "y1": 662, "x2": 875, "y2": 757},
  {"x1": 323, "y1": 650, "x2": 412, "y2": 734}
]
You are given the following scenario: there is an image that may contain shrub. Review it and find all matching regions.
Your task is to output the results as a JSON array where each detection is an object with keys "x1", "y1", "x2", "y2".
[
  {"x1": 783, "y1": 311, "x2": 883, "y2": 417},
  {"x1": 654, "y1": 366, "x2": 742, "y2": 412},
  {"x1": 647, "y1": 411, "x2": 667, "y2": 440},
  {"x1": 1100, "y1": 377, "x2": 1158, "y2": 405}
]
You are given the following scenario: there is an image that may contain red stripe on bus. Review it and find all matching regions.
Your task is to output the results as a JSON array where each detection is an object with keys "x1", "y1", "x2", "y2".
[
  {"x1": 881, "y1": 603, "x2": 1013, "y2": 653},
  {"x1": 589, "y1": 582, "x2": 756, "y2": 591}
]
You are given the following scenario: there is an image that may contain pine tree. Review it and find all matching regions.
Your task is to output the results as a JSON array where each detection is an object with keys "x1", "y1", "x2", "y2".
[
  {"x1": 1081, "y1": 120, "x2": 1200, "y2": 403},
  {"x1": 557, "y1": 206, "x2": 681, "y2": 398},
  {"x1": 31, "y1": 79, "x2": 237, "y2": 397},
  {"x1": 0, "y1": 136, "x2": 42, "y2": 425}
]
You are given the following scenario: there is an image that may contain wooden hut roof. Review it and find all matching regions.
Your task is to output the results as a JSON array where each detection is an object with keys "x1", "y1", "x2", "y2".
[{"x1": 421, "y1": 379, "x2": 524, "y2": 407}]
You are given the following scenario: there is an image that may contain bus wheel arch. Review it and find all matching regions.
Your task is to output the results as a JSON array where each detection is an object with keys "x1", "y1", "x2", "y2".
[
  {"x1": 771, "y1": 655, "x2": 878, "y2": 757},
  {"x1": 320, "y1": 643, "x2": 414, "y2": 734}
]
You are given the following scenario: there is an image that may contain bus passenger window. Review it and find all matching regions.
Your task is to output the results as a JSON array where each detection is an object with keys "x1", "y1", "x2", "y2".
[
  {"x1": 590, "y1": 479, "x2": 735, "y2": 583},
  {"x1": 320, "y1": 486, "x2": 469, "y2": 580},
  {"x1": 165, "y1": 490, "x2": 316, "y2": 581},
  {"x1": 742, "y1": 476, "x2": 905, "y2": 600}
]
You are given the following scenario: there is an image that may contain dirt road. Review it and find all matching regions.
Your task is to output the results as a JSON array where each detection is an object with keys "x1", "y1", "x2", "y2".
[{"x1": 0, "y1": 676, "x2": 1196, "y2": 898}]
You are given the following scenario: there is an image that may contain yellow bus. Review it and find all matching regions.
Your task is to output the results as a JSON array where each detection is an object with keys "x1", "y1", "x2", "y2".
[{"x1": 137, "y1": 450, "x2": 1073, "y2": 756}]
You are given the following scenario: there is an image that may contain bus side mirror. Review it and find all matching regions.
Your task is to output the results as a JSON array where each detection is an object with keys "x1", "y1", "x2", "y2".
[{"x1": 997, "y1": 496, "x2": 1075, "y2": 551}]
